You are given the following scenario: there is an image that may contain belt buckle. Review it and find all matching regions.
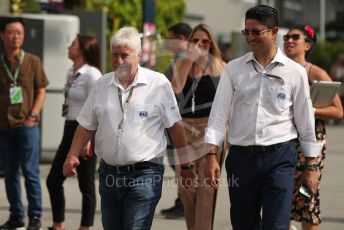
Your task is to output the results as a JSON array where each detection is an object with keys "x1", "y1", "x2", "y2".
[{"x1": 116, "y1": 165, "x2": 130, "y2": 174}]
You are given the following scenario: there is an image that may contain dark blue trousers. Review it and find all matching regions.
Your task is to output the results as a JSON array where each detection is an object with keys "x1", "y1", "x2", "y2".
[{"x1": 226, "y1": 141, "x2": 297, "y2": 230}]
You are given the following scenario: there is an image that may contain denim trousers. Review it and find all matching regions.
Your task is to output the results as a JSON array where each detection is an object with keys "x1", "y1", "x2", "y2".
[
  {"x1": 98, "y1": 161, "x2": 164, "y2": 230},
  {"x1": 0, "y1": 124, "x2": 42, "y2": 219},
  {"x1": 226, "y1": 141, "x2": 297, "y2": 230}
]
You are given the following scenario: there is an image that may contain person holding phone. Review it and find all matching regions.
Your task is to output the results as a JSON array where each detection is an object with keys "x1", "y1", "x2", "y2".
[{"x1": 283, "y1": 25, "x2": 343, "y2": 230}]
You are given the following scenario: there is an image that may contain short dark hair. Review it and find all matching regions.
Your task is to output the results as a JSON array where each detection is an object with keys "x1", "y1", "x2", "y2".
[
  {"x1": 0, "y1": 17, "x2": 25, "y2": 32},
  {"x1": 245, "y1": 5, "x2": 279, "y2": 28},
  {"x1": 168, "y1": 23, "x2": 192, "y2": 38}
]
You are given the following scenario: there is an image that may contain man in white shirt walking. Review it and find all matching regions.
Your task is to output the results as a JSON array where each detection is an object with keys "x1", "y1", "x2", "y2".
[
  {"x1": 204, "y1": 5, "x2": 323, "y2": 230},
  {"x1": 62, "y1": 27, "x2": 195, "y2": 230}
]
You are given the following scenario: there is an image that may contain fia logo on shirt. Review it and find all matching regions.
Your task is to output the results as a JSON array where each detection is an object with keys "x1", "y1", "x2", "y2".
[
  {"x1": 139, "y1": 111, "x2": 149, "y2": 118},
  {"x1": 277, "y1": 92, "x2": 286, "y2": 100}
]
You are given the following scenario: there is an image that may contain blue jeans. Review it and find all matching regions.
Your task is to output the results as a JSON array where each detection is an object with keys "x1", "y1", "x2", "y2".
[
  {"x1": 98, "y1": 161, "x2": 164, "y2": 230},
  {"x1": 0, "y1": 125, "x2": 42, "y2": 219},
  {"x1": 226, "y1": 141, "x2": 297, "y2": 230}
]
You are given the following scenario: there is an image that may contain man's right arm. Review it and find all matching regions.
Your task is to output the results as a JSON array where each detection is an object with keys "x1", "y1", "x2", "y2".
[{"x1": 63, "y1": 125, "x2": 96, "y2": 177}]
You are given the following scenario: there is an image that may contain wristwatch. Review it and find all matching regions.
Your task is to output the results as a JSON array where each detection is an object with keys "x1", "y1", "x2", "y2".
[
  {"x1": 28, "y1": 112, "x2": 37, "y2": 121},
  {"x1": 304, "y1": 163, "x2": 320, "y2": 171},
  {"x1": 180, "y1": 163, "x2": 194, "y2": 170}
]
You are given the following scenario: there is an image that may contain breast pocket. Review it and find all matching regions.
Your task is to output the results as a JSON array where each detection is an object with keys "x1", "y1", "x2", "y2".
[
  {"x1": 263, "y1": 84, "x2": 292, "y2": 111},
  {"x1": 131, "y1": 103, "x2": 159, "y2": 126}
]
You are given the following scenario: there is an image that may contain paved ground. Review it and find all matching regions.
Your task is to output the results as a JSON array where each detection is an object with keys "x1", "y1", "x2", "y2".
[{"x1": 1, "y1": 124, "x2": 344, "y2": 229}]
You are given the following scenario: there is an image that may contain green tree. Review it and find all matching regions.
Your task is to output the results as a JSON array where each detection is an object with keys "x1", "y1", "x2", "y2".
[
  {"x1": 10, "y1": 0, "x2": 40, "y2": 13},
  {"x1": 11, "y1": 0, "x2": 186, "y2": 71},
  {"x1": 309, "y1": 40, "x2": 344, "y2": 73},
  {"x1": 68, "y1": 0, "x2": 186, "y2": 71},
  {"x1": 65, "y1": 0, "x2": 185, "y2": 38}
]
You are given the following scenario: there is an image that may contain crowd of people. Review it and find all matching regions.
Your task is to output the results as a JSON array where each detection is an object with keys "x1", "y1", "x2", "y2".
[{"x1": 0, "y1": 4, "x2": 343, "y2": 230}]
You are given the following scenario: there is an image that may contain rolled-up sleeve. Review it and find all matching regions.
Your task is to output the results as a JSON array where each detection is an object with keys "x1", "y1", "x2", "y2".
[{"x1": 205, "y1": 66, "x2": 232, "y2": 146}]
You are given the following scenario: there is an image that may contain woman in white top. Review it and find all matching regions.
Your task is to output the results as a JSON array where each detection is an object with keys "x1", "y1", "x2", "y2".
[{"x1": 46, "y1": 34, "x2": 102, "y2": 230}]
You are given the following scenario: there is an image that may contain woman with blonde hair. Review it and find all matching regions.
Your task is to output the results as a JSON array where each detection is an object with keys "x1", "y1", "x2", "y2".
[{"x1": 171, "y1": 23, "x2": 226, "y2": 230}]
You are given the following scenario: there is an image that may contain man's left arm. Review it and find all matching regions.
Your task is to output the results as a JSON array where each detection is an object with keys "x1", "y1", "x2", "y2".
[
  {"x1": 168, "y1": 121, "x2": 196, "y2": 188},
  {"x1": 25, "y1": 87, "x2": 46, "y2": 125},
  {"x1": 292, "y1": 68, "x2": 323, "y2": 195}
]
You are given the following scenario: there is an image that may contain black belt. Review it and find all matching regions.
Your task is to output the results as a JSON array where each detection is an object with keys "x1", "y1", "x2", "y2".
[
  {"x1": 100, "y1": 158, "x2": 161, "y2": 174},
  {"x1": 231, "y1": 141, "x2": 291, "y2": 153}
]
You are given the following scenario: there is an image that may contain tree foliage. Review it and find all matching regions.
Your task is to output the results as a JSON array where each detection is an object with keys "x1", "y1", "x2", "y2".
[
  {"x1": 12, "y1": 0, "x2": 185, "y2": 71},
  {"x1": 10, "y1": 0, "x2": 40, "y2": 13},
  {"x1": 64, "y1": 0, "x2": 185, "y2": 38},
  {"x1": 309, "y1": 40, "x2": 344, "y2": 73}
]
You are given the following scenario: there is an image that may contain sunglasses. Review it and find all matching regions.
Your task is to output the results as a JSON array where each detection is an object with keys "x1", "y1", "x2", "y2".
[
  {"x1": 190, "y1": 38, "x2": 211, "y2": 45},
  {"x1": 283, "y1": 34, "x2": 301, "y2": 41},
  {"x1": 241, "y1": 28, "x2": 271, "y2": 37}
]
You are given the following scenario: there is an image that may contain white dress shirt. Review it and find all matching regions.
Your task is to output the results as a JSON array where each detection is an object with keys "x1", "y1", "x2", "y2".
[
  {"x1": 66, "y1": 64, "x2": 102, "y2": 120},
  {"x1": 77, "y1": 65, "x2": 181, "y2": 165},
  {"x1": 205, "y1": 48, "x2": 322, "y2": 157}
]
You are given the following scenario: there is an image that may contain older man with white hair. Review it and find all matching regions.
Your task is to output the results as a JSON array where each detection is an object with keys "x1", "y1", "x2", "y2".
[{"x1": 62, "y1": 26, "x2": 195, "y2": 229}]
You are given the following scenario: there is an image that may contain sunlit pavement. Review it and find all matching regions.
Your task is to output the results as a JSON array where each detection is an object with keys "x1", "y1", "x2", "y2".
[{"x1": 1, "y1": 124, "x2": 343, "y2": 229}]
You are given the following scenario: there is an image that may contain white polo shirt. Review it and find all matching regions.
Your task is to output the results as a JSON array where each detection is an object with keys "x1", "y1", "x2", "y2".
[
  {"x1": 205, "y1": 48, "x2": 323, "y2": 157},
  {"x1": 66, "y1": 64, "x2": 102, "y2": 120},
  {"x1": 77, "y1": 65, "x2": 181, "y2": 165}
]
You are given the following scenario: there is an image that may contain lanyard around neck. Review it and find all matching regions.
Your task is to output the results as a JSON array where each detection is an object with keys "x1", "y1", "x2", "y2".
[
  {"x1": 1, "y1": 50, "x2": 24, "y2": 85},
  {"x1": 117, "y1": 86, "x2": 134, "y2": 132},
  {"x1": 64, "y1": 71, "x2": 81, "y2": 103},
  {"x1": 117, "y1": 86, "x2": 134, "y2": 113},
  {"x1": 252, "y1": 61, "x2": 284, "y2": 85}
]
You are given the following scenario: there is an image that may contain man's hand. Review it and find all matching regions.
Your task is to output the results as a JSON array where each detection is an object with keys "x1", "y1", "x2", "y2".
[
  {"x1": 302, "y1": 168, "x2": 320, "y2": 195},
  {"x1": 205, "y1": 155, "x2": 221, "y2": 189},
  {"x1": 24, "y1": 117, "x2": 36, "y2": 127},
  {"x1": 63, "y1": 154, "x2": 80, "y2": 177}
]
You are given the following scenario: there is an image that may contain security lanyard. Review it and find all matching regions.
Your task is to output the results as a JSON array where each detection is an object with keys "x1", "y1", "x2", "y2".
[
  {"x1": 64, "y1": 72, "x2": 80, "y2": 103},
  {"x1": 1, "y1": 50, "x2": 25, "y2": 86},
  {"x1": 117, "y1": 86, "x2": 134, "y2": 134},
  {"x1": 252, "y1": 61, "x2": 284, "y2": 85},
  {"x1": 191, "y1": 63, "x2": 208, "y2": 114}
]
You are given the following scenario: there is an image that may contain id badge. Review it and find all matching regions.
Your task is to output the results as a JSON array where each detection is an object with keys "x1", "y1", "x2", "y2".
[
  {"x1": 117, "y1": 128, "x2": 123, "y2": 136},
  {"x1": 62, "y1": 103, "x2": 69, "y2": 117},
  {"x1": 117, "y1": 122, "x2": 123, "y2": 136},
  {"x1": 9, "y1": 86, "x2": 23, "y2": 104}
]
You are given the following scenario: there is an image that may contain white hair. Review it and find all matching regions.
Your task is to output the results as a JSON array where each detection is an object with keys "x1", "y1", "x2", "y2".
[{"x1": 110, "y1": 26, "x2": 142, "y2": 54}]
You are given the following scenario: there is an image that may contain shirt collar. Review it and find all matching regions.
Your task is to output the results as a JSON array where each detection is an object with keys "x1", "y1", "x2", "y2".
[
  {"x1": 109, "y1": 65, "x2": 148, "y2": 90},
  {"x1": 245, "y1": 47, "x2": 288, "y2": 66},
  {"x1": 76, "y1": 64, "x2": 89, "y2": 75}
]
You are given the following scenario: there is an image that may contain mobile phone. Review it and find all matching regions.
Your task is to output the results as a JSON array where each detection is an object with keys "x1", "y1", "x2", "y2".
[{"x1": 299, "y1": 185, "x2": 311, "y2": 198}]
